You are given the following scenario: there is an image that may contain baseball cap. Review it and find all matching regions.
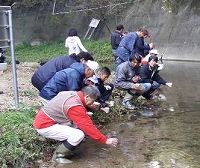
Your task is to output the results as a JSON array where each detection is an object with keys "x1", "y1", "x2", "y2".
[
  {"x1": 150, "y1": 49, "x2": 159, "y2": 55},
  {"x1": 86, "y1": 75, "x2": 98, "y2": 84},
  {"x1": 85, "y1": 60, "x2": 99, "y2": 74}
]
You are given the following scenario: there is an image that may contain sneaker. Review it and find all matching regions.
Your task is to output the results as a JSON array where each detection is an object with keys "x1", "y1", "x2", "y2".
[
  {"x1": 122, "y1": 99, "x2": 135, "y2": 110},
  {"x1": 149, "y1": 95, "x2": 158, "y2": 100}
]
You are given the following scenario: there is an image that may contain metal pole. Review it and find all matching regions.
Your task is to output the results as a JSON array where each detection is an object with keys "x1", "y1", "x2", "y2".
[
  {"x1": 8, "y1": 9, "x2": 19, "y2": 108},
  {"x1": 88, "y1": 27, "x2": 95, "y2": 39},
  {"x1": 84, "y1": 27, "x2": 91, "y2": 39}
]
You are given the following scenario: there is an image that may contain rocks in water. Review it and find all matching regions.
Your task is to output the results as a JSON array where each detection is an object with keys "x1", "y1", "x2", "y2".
[
  {"x1": 140, "y1": 108, "x2": 154, "y2": 117},
  {"x1": 157, "y1": 94, "x2": 166, "y2": 101}
]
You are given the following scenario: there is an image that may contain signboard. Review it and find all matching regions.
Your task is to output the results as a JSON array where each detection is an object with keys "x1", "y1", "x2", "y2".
[{"x1": 89, "y1": 18, "x2": 100, "y2": 28}]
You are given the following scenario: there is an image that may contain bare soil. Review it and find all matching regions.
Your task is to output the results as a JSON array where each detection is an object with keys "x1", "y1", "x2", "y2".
[{"x1": 0, "y1": 62, "x2": 41, "y2": 111}]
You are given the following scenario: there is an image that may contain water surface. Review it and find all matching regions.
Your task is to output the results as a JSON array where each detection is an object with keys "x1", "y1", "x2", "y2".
[{"x1": 42, "y1": 61, "x2": 200, "y2": 168}]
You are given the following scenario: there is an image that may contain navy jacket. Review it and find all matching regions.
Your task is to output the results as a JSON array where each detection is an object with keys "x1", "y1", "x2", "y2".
[
  {"x1": 95, "y1": 78, "x2": 114, "y2": 103},
  {"x1": 139, "y1": 63, "x2": 166, "y2": 85},
  {"x1": 31, "y1": 54, "x2": 80, "y2": 90},
  {"x1": 135, "y1": 37, "x2": 150, "y2": 57},
  {"x1": 111, "y1": 30, "x2": 123, "y2": 49},
  {"x1": 39, "y1": 62, "x2": 85, "y2": 100}
]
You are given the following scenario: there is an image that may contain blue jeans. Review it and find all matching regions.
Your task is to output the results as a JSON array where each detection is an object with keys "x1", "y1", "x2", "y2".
[
  {"x1": 150, "y1": 81, "x2": 160, "y2": 92},
  {"x1": 139, "y1": 83, "x2": 152, "y2": 93},
  {"x1": 114, "y1": 56, "x2": 124, "y2": 72},
  {"x1": 142, "y1": 82, "x2": 161, "y2": 99},
  {"x1": 115, "y1": 47, "x2": 130, "y2": 62}
]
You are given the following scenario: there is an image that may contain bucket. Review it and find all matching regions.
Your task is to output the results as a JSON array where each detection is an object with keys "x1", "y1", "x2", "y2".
[{"x1": 0, "y1": 63, "x2": 7, "y2": 71}]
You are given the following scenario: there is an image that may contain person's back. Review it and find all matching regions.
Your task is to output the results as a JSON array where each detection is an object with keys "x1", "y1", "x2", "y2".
[
  {"x1": 31, "y1": 52, "x2": 93, "y2": 91},
  {"x1": 39, "y1": 60, "x2": 99, "y2": 101},
  {"x1": 111, "y1": 24, "x2": 124, "y2": 52},
  {"x1": 39, "y1": 62, "x2": 86, "y2": 100},
  {"x1": 65, "y1": 28, "x2": 87, "y2": 55}
]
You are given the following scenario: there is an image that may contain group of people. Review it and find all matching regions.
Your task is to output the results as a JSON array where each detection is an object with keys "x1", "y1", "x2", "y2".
[
  {"x1": 111, "y1": 25, "x2": 172, "y2": 109},
  {"x1": 31, "y1": 26, "x2": 172, "y2": 164},
  {"x1": 31, "y1": 52, "x2": 116, "y2": 163}
]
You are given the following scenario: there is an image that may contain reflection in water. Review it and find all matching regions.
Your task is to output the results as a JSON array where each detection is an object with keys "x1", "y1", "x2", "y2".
[
  {"x1": 121, "y1": 61, "x2": 200, "y2": 168},
  {"x1": 110, "y1": 61, "x2": 200, "y2": 168}
]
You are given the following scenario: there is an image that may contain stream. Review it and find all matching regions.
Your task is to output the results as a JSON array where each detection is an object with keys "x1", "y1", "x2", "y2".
[{"x1": 39, "y1": 60, "x2": 200, "y2": 168}]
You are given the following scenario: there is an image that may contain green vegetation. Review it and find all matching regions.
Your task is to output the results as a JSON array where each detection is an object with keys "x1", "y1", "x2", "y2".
[
  {"x1": 1, "y1": 39, "x2": 147, "y2": 167},
  {"x1": 0, "y1": 109, "x2": 54, "y2": 168},
  {"x1": 10, "y1": 39, "x2": 113, "y2": 64},
  {"x1": 0, "y1": 39, "x2": 115, "y2": 167}
]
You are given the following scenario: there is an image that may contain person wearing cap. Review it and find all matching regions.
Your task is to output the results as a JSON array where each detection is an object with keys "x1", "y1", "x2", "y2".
[
  {"x1": 140, "y1": 55, "x2": 172, "y2": 99},
  {"x1": 33, "y1": 85, "x2": 119, "y2": 164},
  {"x1": 85, "y1": 75, "x2": 98, "y2": 85},
  {"x1": 31, "y1": 52, "x2": 94, "y2": 91},
  {"x1": 114, "y1": 28, "x2": 152, "y2": 72},
  {"x1": 141, "y1": 49, "x2": 159, "y2": 66},
  {"x1": 0, "y1": 48, "x2": 6, "y2": 63},
  {"x1": 114, "y1": 54, "x2": 152, "y2": 109},
  {"x1": 39, "y1": 60, "x2": 99, "y2": 105}
]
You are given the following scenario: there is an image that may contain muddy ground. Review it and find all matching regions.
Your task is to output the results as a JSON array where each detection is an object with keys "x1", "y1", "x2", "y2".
[{"x1": 0, "y1": 62, "x2": 42, "y2": 111}]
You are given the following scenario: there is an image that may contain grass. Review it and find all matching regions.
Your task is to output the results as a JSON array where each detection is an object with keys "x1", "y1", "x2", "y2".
[
  {"x1": 0, "y1": 39, "x2": 116, "y2": 167},
  {"x1": 5, "y1": 39, "x2": 114, "y2": 64},
  {"x1": 0, "y1": 39, "x2": 147, "y2": 167}
]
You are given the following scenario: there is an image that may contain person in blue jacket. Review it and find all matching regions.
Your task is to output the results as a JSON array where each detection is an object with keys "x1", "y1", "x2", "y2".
[
  {"x1": 39, "y1": 61, "x2": 99, "y2": 104},
  {"x1": 114, "y1": 28, "x2": 150, "y2": 71},
  {"x1": 31, "y1": 52, "x2": 94, "y2": 91}
]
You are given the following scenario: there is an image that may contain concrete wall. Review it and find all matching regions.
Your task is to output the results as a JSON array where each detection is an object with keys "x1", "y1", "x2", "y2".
[{"x1": 9, "y1": 0, "x2": 200, "y2": 61}]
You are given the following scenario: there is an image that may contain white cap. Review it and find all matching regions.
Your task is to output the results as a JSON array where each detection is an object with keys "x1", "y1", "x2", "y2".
[
  {"x1": 85, "y1": 60, "x2": 99, "y2": 73},
  {"x1": 150, "y1": 49, "x2": 159, "y2": 55},
  {"x1": 86, "y1": 75, "x2": 98, "y2": 84}
]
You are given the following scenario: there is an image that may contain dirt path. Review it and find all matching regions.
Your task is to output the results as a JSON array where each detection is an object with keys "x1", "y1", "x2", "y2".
[{"x1": 0, "y1": 62, "x2": 42, "y2": 111}]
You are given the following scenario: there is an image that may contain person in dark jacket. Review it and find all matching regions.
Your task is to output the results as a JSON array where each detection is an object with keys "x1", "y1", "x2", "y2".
[
  {"x1": 139, "y1": 55, "x2": 172, "y2": 99},
  {"x1": 84, "y1": 67, "x2": 114, "y2": 108},
  {"x1": 111, "y1": 24, "x2": 124, "y2": 72},
  {"x1": 39, "y1": 61, "x2": 99, "y2": 105},
  {"x1": 95, "y1": 67, "x2": 114, "y2": 105},
  {"x1": 0, "y1": 48, "x2": 6, "y2": 63},
  {"x1": 135, "y1": 36, "x2": 154, "y2": 57},
  {"x1": 31, "y1": 52, "x2": 94, "y2": 91},
  {"x1": 111, "y1": 24, "x2": 124, "y2": 56}
]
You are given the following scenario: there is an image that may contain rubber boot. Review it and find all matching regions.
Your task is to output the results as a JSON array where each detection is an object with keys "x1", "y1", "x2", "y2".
[{"x1": 51, "y1": 143, "x2": 73, "y2": 164}]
